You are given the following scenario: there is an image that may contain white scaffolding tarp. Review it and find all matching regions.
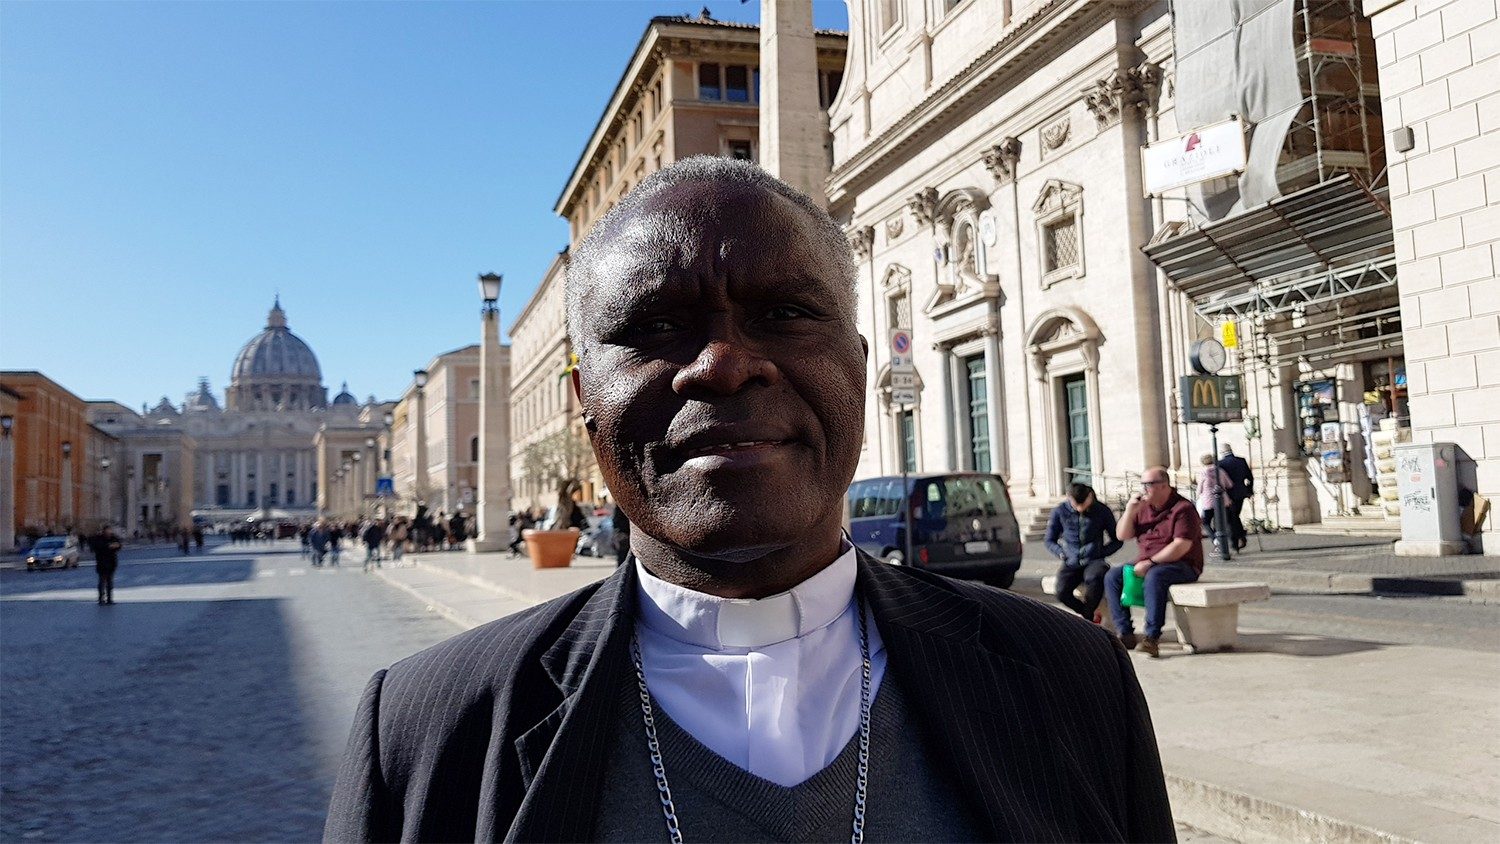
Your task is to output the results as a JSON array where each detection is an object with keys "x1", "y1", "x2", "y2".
[{"x1": 1172, "y1": 0, "x2": 1302, "y2": 216}]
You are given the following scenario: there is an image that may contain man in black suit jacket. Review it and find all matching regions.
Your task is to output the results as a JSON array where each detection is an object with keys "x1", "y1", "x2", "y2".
[{"x1": 326, "y1": 158, "x2": 1175, "y2": 842}]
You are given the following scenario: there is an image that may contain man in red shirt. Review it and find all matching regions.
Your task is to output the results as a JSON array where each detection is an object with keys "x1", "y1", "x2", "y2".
[{"x1": 1105, "y1": 466, "x2": 1204, "y2": 657}]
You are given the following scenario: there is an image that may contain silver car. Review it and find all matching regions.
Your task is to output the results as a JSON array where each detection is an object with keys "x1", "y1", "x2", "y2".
[{"x1": 25, "y1": 536, "x2": 81, "y2": 571}]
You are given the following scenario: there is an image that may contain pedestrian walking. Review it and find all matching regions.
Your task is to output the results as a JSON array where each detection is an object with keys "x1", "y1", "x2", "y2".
[
  {"x1": 178, "y1": 529, "x2": 191, "y2": 556},
  {"x1": 309, "y1": 521, "x2": 329, "y2": 566},
  {"x1": 362, "y1": 520, "x2": 385, "y2": 571},
  {"x1": 299, "y1": 524, "x2": 311, "y2": 560},
  {"x1": 611, "y1": 501, "x2": 631, "y2": 566},
  {"x1": 329, "y1": 526, "x2": 342, "y2": 566},
  {"x1": 389, "y1": 519, "x2": 408, "y2": 563},
  {"x1": 193, "y1": 526, "x2": 204, "y2": 551},
  {"x1": 1106, "y1": 466, "x2": 1204, "y2": 657},
  {"x1": 1197, "y1": 453, "x2": 1235, "y2": 549},
  {"x1": 1218, "y1": 443, "x2": 1255, "y2": 550},
  {"x1": 448, "y1": 511, "x2": 468, "y2": 548},
  {"x1": 1042, "y1": 483, "x2": 1122, "y2": 621},
  {"x1": 90, "y1": 526, "x2": 122, "y2": 605}
]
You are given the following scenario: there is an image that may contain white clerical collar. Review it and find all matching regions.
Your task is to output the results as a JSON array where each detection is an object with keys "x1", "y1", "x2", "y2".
[{"x1": 634, "y1": 538, "x2": 858, "y2": 650}]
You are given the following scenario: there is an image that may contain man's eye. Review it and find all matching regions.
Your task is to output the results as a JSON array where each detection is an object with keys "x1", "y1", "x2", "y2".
[
  {"x1": 629, "y1": 317, "x2": 679, "y2": 335},
  {"x1": 765, "y1": 304, "x2": 814, "y2": 321}
]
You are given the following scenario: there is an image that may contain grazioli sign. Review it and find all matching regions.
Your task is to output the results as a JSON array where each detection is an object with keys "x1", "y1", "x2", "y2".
[{"x1": 1141, "y1": 118, "x2": 1247, "y2": 196}]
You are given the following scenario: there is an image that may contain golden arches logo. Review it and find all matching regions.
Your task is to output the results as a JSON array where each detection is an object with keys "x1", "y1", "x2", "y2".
[{"x1": 1192, "y1": 378, "x2": 1219, "y2": 407}]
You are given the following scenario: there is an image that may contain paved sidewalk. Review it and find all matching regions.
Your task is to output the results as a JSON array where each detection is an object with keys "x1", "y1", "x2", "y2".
[{"x1": 376, "y1": 546, "x2": 1500, "y2": 844}]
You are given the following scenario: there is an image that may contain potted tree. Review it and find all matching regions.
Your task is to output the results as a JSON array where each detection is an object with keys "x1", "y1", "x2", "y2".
[{"x1": 520, "y1": 429, "x2": 593, "y2": 569}]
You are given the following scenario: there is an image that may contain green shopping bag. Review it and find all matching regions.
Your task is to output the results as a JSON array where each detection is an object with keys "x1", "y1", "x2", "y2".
[{"x1": 1121, "y1": 565, "x2": 1146, "y2": 608}]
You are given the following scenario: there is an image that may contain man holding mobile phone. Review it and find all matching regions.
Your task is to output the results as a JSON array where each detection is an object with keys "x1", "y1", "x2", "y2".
[{"x1": 1107, "y1": 466, "x2": 1203, "y2": 657}]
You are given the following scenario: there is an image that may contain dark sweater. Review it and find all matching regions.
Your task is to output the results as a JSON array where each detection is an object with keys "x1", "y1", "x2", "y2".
[
  {"x1": 592, "y1": 675, "x2": 981, "y2": 842},
  {"x1": 1043, "y1": 500, "x2": 1123, "y2": 565}
]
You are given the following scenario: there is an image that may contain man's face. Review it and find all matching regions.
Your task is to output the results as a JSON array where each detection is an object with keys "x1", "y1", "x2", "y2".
[
  {"x1": 1141, "y1": 472, "x2": 1172, "y2": 507},
  {"x1": 574, "y1": 180, "x2": 866, "y2": 561}
]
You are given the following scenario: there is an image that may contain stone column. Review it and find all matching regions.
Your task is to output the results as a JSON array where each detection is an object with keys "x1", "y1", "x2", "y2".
[
  {"x1": 984, "y1": 327, "x2": 1006, "y2": 478},
  {"x1": 758, "y1": 0, "x2": 827, "y2": 206},
  {"x1": 471, "y1": 300, "x2": 508, "y2": 551}
]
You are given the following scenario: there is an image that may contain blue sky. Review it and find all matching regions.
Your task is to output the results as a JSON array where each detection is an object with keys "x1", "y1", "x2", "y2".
[{"x1": 0, "y1": 0, "x2": 849, "y2": 410}]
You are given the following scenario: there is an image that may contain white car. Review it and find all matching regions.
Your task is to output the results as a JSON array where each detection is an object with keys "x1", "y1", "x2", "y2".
[{"x1": 25, "y1": 536, "x2": 81, "y2": 571}]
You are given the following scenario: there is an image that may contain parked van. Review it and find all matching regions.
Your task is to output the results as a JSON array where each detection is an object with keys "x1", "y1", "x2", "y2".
[{"x1": 845, "y1": 473, "x2": 1023, "y2": 589}]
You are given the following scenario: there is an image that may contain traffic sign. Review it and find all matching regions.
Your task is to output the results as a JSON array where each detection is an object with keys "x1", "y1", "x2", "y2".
[
  {"x1": 892, "y1": 388, "x2": 919, "y2": 405},
  {"x1": 889, "y1": 329, "x2": 914, "y2": 373},
  {"x1": 1180, "y1": 375, "x2": 1244, "y2": 423}
]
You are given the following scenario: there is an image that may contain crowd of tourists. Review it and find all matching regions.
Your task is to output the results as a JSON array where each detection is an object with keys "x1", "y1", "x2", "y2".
[{"x1": 298, "y1": 507, "x2": 474, "y2": 569}]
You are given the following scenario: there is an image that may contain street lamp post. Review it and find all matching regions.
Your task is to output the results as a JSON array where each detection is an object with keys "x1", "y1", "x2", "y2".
[
  {"x1": 365, "y1": 436, "x2": 378, "y2": 499},
  {"x1": 413, "y1": 369, "x2": 430, "y2": 506},
  {"x1": 0, "y1": 415, "x2": 14, "y2": 551},
  {"x1": 60, "y1": 441, "x2": 74, "y2": 530},
  {"x1": 352, "y1": 452, "x2": 364, "y2": 518},
  {"x1": 382, "y1": 411, "x2": 394, "y2": 479},
  {"x1": 470, "y1": 272, "x2": 508, "y2": 551},
  {"x1": 99, "y1": 457, "x2": 112, "y2": 531}
]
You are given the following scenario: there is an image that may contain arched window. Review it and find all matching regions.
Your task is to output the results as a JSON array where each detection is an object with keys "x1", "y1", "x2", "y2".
[{"x1": 470, "y1": 436, "x2": 479, "y2": 463}]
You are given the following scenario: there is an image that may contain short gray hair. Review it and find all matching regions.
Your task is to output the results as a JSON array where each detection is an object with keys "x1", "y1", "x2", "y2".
[{"x1": 564, "y1": 156, "x2": 857, "y2": 352}]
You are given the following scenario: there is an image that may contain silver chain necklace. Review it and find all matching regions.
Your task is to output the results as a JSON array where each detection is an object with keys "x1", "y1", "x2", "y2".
[{"x1": 630, "y1": 596, "x2": 874, "y2": 844}]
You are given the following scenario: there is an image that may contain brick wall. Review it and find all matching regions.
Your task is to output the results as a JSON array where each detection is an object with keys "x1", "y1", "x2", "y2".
[{"x1": 1370, "y1": 0, "x2": 1500, "y2": 524}]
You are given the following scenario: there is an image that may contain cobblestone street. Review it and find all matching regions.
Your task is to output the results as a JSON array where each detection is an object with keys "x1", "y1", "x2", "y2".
[{"x1": 0, "y1": 540, "x2": 455, "y2": 842}]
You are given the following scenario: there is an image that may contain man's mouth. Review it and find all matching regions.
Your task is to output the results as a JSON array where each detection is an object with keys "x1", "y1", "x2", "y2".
[{"x1": 683, "y1": 439, "x2": 792, "y2": 459}]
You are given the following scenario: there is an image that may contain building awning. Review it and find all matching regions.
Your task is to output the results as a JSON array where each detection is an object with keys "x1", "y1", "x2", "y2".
[{"x1": 1143, "y1": 174, "x2": 1393, "y2": 303}]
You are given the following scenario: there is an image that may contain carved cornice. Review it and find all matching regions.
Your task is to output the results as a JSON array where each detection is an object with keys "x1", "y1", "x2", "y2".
[
  {"x1": 981, "y1": 136, "x2": 1023, "y2": 182},
  {"x1": 848, "y1": 225, "x2": 875, "y2": 260},
  {"x1": 908, "y1": 187, "x2": 939, "y2": 226},
  {"x1": 1131, "y1": 61, "x2": 1164, "y2": 117}
]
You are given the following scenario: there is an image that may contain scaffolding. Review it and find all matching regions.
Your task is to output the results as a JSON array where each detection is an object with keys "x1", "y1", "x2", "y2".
[{"x1": 1148, "y1": 0, "x2": 1392, "y2": 369}]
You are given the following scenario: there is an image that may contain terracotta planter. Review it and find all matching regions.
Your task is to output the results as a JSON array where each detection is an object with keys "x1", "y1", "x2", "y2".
[{"x1": 523, "y1": 528, "x2": 580, "y2": 569}]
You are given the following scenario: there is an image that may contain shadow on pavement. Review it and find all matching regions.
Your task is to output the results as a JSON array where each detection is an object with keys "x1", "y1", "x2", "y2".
[
  {"x1": 0, "y1": 560, "x2": 259, "y2": 597},
  {"x1": 0, "y1": 597, "x2": 329, "y2": 842},
  {"x1": 1197, "y1": 631, "x2": 1385, "y2": 658}
]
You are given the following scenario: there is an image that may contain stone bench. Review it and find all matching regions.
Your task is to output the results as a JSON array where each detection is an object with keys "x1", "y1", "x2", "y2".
[
  {"x1": 1168, "y1": 582, "x2": 1270, "y2": 653},
  {"x1": 1041, "y1": 574, "x2": 1269, "y2": 654}
]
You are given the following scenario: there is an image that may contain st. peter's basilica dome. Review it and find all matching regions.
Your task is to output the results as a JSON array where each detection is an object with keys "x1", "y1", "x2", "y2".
[{"x1": 226, "y1": 298, "x2": 328, "y2": 411}]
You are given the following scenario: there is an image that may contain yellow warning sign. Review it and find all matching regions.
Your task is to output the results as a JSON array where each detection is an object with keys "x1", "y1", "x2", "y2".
[{"x1": 1221, "y1": 319, "x2": 1239, "y2": 349}]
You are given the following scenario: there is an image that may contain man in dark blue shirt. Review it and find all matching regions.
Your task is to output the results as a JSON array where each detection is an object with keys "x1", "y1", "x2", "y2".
[{"x1": 1043, "y1": 483, "x2": 1123, "y2": 620}]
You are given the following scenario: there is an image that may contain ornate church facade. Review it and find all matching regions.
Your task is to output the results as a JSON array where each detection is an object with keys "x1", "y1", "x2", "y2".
[{"x1": 88, "y1": 299, "x2": 393, "y2": 533}]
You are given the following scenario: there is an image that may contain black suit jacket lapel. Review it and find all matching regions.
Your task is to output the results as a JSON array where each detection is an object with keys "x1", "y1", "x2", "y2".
[
  {"x1": 505, "y1": 562, "x2": 637, "y2": 843},
  {"x1": 859, "y1": 554, "x2": 1088, "y2": 842}
]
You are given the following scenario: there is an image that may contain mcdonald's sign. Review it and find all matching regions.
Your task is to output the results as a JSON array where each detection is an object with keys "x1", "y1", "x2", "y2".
[{"x1": 1180, "y1": 375, "x2": 1244, "y2": 423}]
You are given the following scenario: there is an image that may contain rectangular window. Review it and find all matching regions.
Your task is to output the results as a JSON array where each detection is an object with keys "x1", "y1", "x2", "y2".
[
  {"x1": 965, "y1": 355, "x2": 991, "y2": 472},
  {"x1": 286, "y1": 490, "x2": 295, "y2": 506},
  {"x1": 269, "y1": 482, "x2": 279, "y2": 505},
  {"x1": 753, "y1": 68, "x2": 760, "y2": 102},
  {"x1": 725, "y1": 65, "x2": 749, "y2": 102},
  {"x1": 699, "y1": 62, "x2": 721, "y2": 100},
  {"x1": 247, "y1": 490, "x2": 257, "y2": 508},
  {"x1": 469, "y1": 378, "x2": 480, "y2": 400},
  {"x1": 216, "y1": 484, "x2": 229, "y2": 506},
  {"x1": 899, "y1": 409, "x2": 917, "y2": 473},
  {"x1": 879, "y1": 0, "x2": 900, "y2": 32},
  {"x1": 888, "y1": 292, "x2": 910, "y2": 330},
  {"x1": 1045, "y1": 215, "x2": 1080, "y2": 272},
  {"x1": 727, "y1": 140, "x2": 753, "y2": 161}
]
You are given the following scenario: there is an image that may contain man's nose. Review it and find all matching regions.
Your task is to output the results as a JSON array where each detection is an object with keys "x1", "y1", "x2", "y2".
[{"x1": 672, "y1": 337, "x2": 780, "y2": 397}]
